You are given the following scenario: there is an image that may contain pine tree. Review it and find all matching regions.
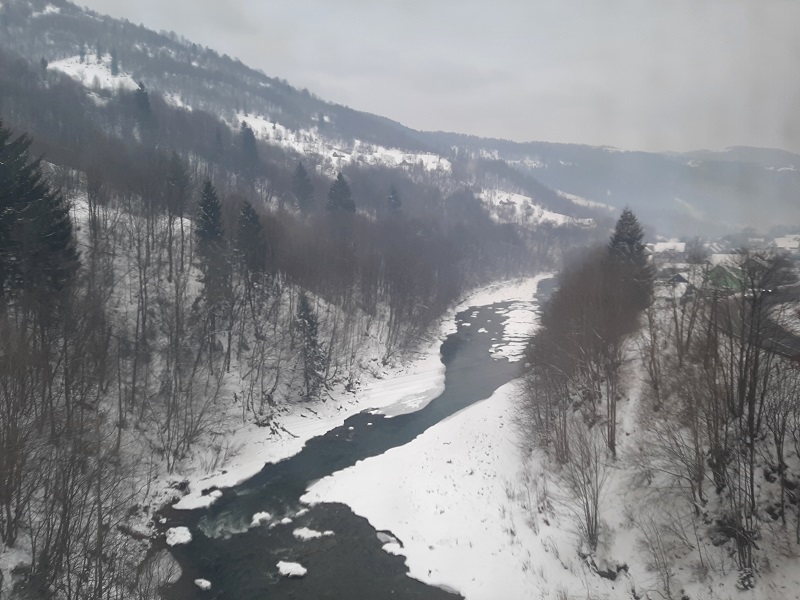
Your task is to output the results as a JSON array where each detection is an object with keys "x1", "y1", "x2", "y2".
[
  {"x1": 294, "y1": 292, "x2": 324, "y2": 399},
  {"x1": 236, "y1": 200, "x2": 267, "y2": 274},
  {"x1": 326, "y1": 172, "x2": 355, "y2": 212},
  {"x1": 134, "y1": 82, "x2": 150, "y2": 115},
  {"x1": 196, "y1": 178, "x2": 224, "y2": 262},
  {"x1": 291, "y1": 161, "x2": 314, "y2": 212},
  {"x1": 240, "y1": 122, "x2": 258, "y2": 175},
  {"x1": 608, "y1": 207, "x2": 647, "y2": 266},
  {"x1": 195, "y1": 179, "x2": 229, "y2": 334},
  {"x1": 165, "y1": 152, "x2": 191, "y2": 280},
  {"x1": 0, "y1": 121, "x2": 79, "y2": 305},
  {"x1": 608, "y1": 207, "x2": 652, "y2": 308}
]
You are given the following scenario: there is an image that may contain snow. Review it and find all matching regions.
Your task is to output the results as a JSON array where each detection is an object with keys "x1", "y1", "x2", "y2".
[
  {"x1": 30, "y1": 4, "x2": 60, "y2": 17},
  {"x1": 165, "y1": 526, "x2": 192, "y2": 546},
  {"x1": 303, "y1": 381, "x2": 556, "y2": 599},
  {"x1": 774, "y1": 235, "x2": 800, "y2": 250},
  {"x1": 48, "y1": 54, "x2": 138, "y2": 91},
  {"x1": 292, "y1": 527, "x2": 334, "y2": 540},
  {"x1": 235, "y1": 113, "x2": 451, "y2": 175},
  {"x1": 250, "y1": 511, "x2": 272, "y2": 527},
  {"x1": 193, "y1": 579, "x2": 212, "y2": 590},
  {"x1": 167, "y1": 276, "x2": 548, "y2": 513},
  {"x1": 301, "y1": 277, "x2": 553, "y2": 597},
  {"x1": 1, "y1": 543, "x2": 30, "y2": 596},
  {"x1": 172, "y1": 489, "x2": 222, "y2": 510},
  {"x1": 479, "y1": 189, "x2": 594, "y2": 228},
  {"x1": 651, "y1": 241, "x2": 686, "y2": 253},
  {"x1": 276, "y1": 560, "x2": 307, "y2": 577}
]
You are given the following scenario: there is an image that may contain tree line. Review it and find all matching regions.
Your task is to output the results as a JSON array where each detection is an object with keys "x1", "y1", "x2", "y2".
[{"x1": 520, "y1": 208, "x2": 800, "y2": 593}]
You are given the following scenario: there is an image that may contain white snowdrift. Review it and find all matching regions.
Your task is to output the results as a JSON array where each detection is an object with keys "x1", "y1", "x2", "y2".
[
  {"x1": 193, "y1": 579, "x2": 212, "y2": 590},
  {"x1": 173, "y1": 489, "x2": 222, "y2": 510},
  {"x1": 250, "y1": 512, "x2": 272, "y2": 527},
  {"x1": 165, "y1": 526, "x2": 192, "y2": 546},
  {"x1": 276, "y1": 560, "x2": 307, "y2": 577},
  {"x1": 293, "y1": 527, "x2": 334, "y2": 540}
]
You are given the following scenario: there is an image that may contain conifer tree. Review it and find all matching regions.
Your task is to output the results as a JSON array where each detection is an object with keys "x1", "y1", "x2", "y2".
[
  {"x1": 195, "y1": 178, "x2": 229, "y2": 335},
  {"x1": 608, "y1": 207, "x2": 646, "y2": 266},
  {"x1": 0, "y1": 121, "x2": 78, "y2": 305},
  {"x1": 134, "y1": 81, "x2": 151, "y2": 116},
  {"x1": 165, "y1": 152, "x2": 191, "y2": 280},
  {"x1": 326, "y1": 172, "x2": 355, "y2": 212},
  {"x1": 196, "y1": 178, "x2": 225, "y2": 264},
  {"x1": 240, "y1": 122, "x2": 258, "y2": 175},
  {"x1": 608, "y1": 207, "x2": 652, "y2": 308},
  {"x1": 291, "y1": 161, "x2": 315, "y2": 212},
  {"x1": 236, "y1": 200, "x2": 267, "y2": 275},
  {"x1": 294, "y1": 292, "x2": 324, "y2": 399}
]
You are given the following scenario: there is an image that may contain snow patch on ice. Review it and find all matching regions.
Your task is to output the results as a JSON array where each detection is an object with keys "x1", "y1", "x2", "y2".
[
  {"x1": 293, "y1": 527, "x2": 334, "y2": 540},
  {"x1": 165, "y1": 526, "x2": 192, "y2": 546},
  {"x1": 250, "y1": 511, "x2": 272, "y2": 527},
  {"x1": 193, "y1": 579, "x2": 212, "y2": 590},
  {"x1": 276, "y1": 561, "x2": 307, "y2": 577},
  {"x1": 172, "y1": 489, "x2": 222, "y2": 510}
]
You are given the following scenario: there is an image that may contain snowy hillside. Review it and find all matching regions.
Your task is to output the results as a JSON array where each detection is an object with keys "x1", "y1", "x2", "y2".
[
  {"x1": 48, "y1": 53, "x2": 138, "y2": 92},
  {"x1": 479, "y1": 189, "x2": 594, "y2": 228}
]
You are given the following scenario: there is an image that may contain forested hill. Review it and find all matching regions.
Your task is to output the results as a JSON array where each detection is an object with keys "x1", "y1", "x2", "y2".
[{"x1": 3, "y1": 0, "x2": 798, "y2": 237}]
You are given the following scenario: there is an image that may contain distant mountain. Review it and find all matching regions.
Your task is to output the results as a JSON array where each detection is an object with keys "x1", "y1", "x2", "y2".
[
  {"x1": 1, "y1": 0, "x2": 798, "y2": 237},
  {"x1": 417, "y1": 132, "x2": 800, "y2": 236}
]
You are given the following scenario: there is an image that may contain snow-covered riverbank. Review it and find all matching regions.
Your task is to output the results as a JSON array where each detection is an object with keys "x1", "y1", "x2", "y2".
[{"x1": 162, "y1": 274, "x2": 552, "y2": 512}]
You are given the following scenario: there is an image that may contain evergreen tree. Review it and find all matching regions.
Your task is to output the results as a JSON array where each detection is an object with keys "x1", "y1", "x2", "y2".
[
  {"x1": 294, "y1": 292, "x2": 324, "y2": 399},
  {"x1": 134, "y1": 81, "x2": 151, "y2": 117},
  {"x1": 608, "y1": 207, "x2": 652, "y2": 308},
  {"x1": 388, "y1": 184, "x2": 402, "y2": 213},
  {"x1": 0, "y1": 121, "x2": 78, "y2": 304},
  {"x1": 608, "y1": 207, "x2": 647, "y2": 266},
  {"x1": 196, "y1": 178, "x2": 224, "y2": 261},
  {"x1": 236, "y1": 200, "x2": 267, "y2": 274},
  {"x1": 195, "y1": 179, "x2": 229, "y2": 329},
  {"x1": 239, "y1": 122, "x2": 258, "y2": 175},
  {"x1": 291, "y1": 161, "x2": 315, "y2": 212},
  {"x1": 165, "y1": 152, "x2": 191, "y2": 280},
  {"x1": 326, "y1": 172, "x2": 355, "y2": 212}
]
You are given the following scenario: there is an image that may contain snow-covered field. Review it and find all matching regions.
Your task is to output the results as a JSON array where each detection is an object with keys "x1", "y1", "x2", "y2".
[
  {"x1": 237, "y1": 112, "x2": 451, "y2": 175},
  {"x1": 479, "y1": 189, "x2": 594, "y2": 228},
  {"x1": 48, "y1": 54, "x2": 138, "y2": 91}
]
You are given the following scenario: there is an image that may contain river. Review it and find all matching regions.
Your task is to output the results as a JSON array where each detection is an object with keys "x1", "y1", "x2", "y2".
[{"x1": 157, "y1": 278, "x2": 553, "y2": 599}]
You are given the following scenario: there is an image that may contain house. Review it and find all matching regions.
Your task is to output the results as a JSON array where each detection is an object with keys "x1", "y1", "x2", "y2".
[
  {"x1": 648, "y1": 241, "x2": 687, "y2": 266},
  {"x1": 773, "y1": 235, "x2": 800, "y2": 258},
  {"x1": 706, "y1": 264, "x2": 744, "y2": 293}
]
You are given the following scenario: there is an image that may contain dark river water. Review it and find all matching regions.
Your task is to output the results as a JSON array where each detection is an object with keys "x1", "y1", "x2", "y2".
[{"x1": 157, "y1": 278, "x2": 553, "y2": 599}]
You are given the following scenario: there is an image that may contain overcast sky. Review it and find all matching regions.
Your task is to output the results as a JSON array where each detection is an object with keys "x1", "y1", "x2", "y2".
[{"x1": 79, "y1": 0, "x2": 800, "y2": 153}]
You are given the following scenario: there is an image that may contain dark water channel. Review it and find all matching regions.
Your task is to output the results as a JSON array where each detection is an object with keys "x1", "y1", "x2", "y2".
[{"x1": 158, "y1": 279, "x2": 552, "y2": 599}]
